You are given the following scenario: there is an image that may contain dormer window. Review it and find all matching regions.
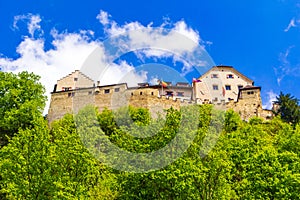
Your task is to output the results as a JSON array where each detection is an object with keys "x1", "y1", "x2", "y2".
[{"x1": 227, "y1": 74, "x2": 234, "y2": 79}]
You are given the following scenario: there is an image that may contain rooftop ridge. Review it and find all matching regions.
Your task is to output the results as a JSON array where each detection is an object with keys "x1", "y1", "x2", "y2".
[{"x1": 57, "y1": 70, "x2": 95, "y2": 83}]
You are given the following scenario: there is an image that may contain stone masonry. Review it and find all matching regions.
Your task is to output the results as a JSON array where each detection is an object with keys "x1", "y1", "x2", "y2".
[{"x1": 47, "y1": 66, "x2": 273, "y2": 123}]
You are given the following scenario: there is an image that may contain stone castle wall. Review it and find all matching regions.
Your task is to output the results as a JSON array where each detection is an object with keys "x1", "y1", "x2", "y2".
[
  {"x1": 226, "y1": 87, "x2": 273, "y2": 121},
  {"x1": 47, "y1": 86, "x2": 186, "y2": 123},
  {"x1": 47, "y1": 84, "x2": 273, "y2": 124}
]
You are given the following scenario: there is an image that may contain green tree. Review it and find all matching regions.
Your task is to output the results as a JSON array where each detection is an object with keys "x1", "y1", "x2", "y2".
[
  {"x1": 0, "y1": 71, "x2": 46, "y2": 147},
  {"x1": 224, "y1": 109, "x2": 242, "y2": 132},
  {"x1": 219, "y1": 117, "x2": 300, "y2": 199},
  {"x1": 0, "y1": 117, "x2": 53, "y2": 199},
  {"x1": 50, "y1": 112, "x2": 117, "y2": 199},
  {"x1": 274, "y1": 92, "x2": 300, "y2": 125},
  {"x1": 0, "y1": 110, "x2": 117, "y2": 199},
  {"x1": 115, "y1": 105, "x2": 233, "y2": 199}
]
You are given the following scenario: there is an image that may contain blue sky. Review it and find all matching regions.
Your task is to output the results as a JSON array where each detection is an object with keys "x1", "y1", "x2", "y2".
[{"x1": 1, "y1": 0, "x2": 300, "y2": 110}]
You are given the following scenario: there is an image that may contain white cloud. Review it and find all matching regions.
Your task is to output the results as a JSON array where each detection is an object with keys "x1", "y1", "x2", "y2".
[
  {"x1": 284, "y1": 18, "x2": 296, "y2": 32},
  {"x1": 1, "y1": 24, "x2": 100, "y2": 114},
  {"x1": 173, "y1": 20, "x2": 200, "y2": 44},
  {"x1": 99, "y1": 61, "x2": 147, "y2": 87},
  {"x1": 13, "y1": 14, "x2": 43, "y2": 38},
  {"x1": 1, "y1": 11, "x2": 213, "y2": 115},
  {"x1": 284, "y1": 17, "x2": 300, "y2": 32},
  {"x1": 97, "y1": 10, "x2": 212, "y2": 74},
  {"x1": 273, "y1": 46, "x2": 300, "y2": 85},
  {"x1": 149, "y1": 76, "x2": 159, "y2": 85},
  {"x1": 263, "y1": 90, "x2": 277, "y2": 109},
  {"x1": 96, "y1": 10, "x2": 110, "y2": 26}
]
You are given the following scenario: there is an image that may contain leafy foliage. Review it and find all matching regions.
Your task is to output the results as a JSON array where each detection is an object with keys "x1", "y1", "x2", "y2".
[
  {"x1": 1, "y1": 72, "x2": 300, "y2": 199},
  {"x1": 0, "y1": 71, "x2": 46, "y2": 147},
  {"x1": 274, "y1": 92, "x2": 300, "y2": 125},
  {"x1": 0, "y1": 117, "x2": 53, "y2": 199},
  {"x1": 0, "y1": 114, "x2": 117, "y2": 199}
]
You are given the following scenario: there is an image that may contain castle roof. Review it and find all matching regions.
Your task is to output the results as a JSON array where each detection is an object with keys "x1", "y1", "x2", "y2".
[
  {"x1": 51, "y1": 82, "x2": 128, "y2": 94},
  {"x1": 58, "y1": 70, "x2": 94, "y2": 83},
  {"x1": 240, "y1": 85, "x2": 261, "y2": 91}
]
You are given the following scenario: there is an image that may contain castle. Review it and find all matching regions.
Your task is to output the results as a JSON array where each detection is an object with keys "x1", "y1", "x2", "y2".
[{"x1": 47, "y1": 66, "x2": 273, "y2": 123}]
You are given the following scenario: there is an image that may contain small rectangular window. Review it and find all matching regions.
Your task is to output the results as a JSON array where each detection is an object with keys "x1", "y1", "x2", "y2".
[
  {"x1": 74, "y1": 77, "x2": 78, "y2": 81},
  {"x1": 211, "y1": 74, "x2": 218, "y2": 78},
  {"x1": 177, "y1": 92, "x2": 184, "y2": 97},
  {"x1": 227, "y1": 74, "x2": 234, "y2": 79},
  {"x1": 68, "y1": 92, "x2": 75, "y2": 97},
  {"x1": 114, "y1": 88, "x2": 120, "y2": 92},
  {"x1": 166, "y1": 91, "x2": 173, "y2": 96},
  {"x1": 213, "y1": 85, "x2": 219, "y2": 90},
  {"x1": 225, "y1": 85, "x2": 231, "y2": 90},
  {"x1": 104, "y1": 89, "x2": 110, "y2": 94},
  {"x1": 88, "y1": 91, "x2": 93, "y2": 95}
]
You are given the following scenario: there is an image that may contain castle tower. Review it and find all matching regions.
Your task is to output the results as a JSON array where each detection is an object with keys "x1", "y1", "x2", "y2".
[{"x1": 227, "y1": 85, "x2": 263, "y2": 121}]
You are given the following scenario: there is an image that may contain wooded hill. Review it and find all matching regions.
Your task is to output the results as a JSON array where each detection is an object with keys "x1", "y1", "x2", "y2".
[{"x1": 0, "y1": 71, "x2": 300, "y2": 199}]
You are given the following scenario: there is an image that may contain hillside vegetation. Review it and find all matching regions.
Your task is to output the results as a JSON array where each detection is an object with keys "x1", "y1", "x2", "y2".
[{"x1": 0, "y1": 71, "x2": 300, "y2": 199}]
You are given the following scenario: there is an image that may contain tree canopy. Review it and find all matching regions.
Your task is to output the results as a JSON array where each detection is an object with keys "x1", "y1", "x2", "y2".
[
  {"x1": 0, "y1": 71, "x2": 46, "y2": 147},
  {"x1": 274, "y1": 91, "x2": 300, "y2": 125}
]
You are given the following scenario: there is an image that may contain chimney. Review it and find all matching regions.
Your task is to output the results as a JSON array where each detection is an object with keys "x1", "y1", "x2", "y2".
[{"x1": 97, "y1": 81, "x2": 100, "y2": 86}]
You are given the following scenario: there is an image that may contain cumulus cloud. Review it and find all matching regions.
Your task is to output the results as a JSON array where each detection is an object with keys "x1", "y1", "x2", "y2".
[
  {"x1": 1, "y1": 11, "x2": 213, "y2": 114},
  {"x1": 97, "y1": 10, "x2": 214, "y2": 74},
  {"x1": 263, "y1": 90, "x2": 277, "y2": 109},
  {"x1": 96, "y1": 10, "x2": 110, "y2": 26},
  {"x1": 0, "y1": 29, "x2": 101, "y2": 114},
  {"x1": 99, "y1": 61, "x2": 148, "y2": 87}
]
